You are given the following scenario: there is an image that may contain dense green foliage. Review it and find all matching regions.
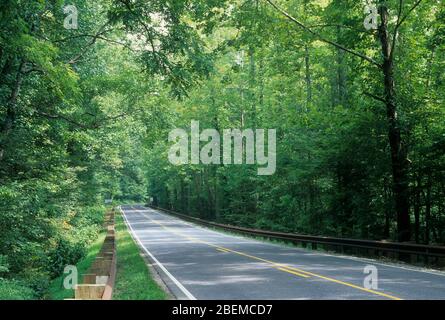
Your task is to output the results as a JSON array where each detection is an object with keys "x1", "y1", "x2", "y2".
[
  {"x1": 0, "y1": 279, "x2": 36, "y2": 300},
  {"x1": 0, "y1": 0, "x2": 444, "y2": 298},
  {"x1": 0, "y1": 0, "x2": 150, "y2": 297},
  {"x1": 144, "y1": 0, "x2": 445, "y2": 244}
]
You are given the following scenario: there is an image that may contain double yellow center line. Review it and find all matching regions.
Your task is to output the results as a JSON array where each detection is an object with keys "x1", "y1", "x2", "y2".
[
  {"x1": 132, "y1": 207, "x2": 402, "y2": 300},
  {"x1": 215, "y1": 245, "x2": 311, "y2": 278}
]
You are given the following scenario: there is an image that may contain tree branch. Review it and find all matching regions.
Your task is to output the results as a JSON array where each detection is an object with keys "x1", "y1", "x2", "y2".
[
  {"x1": 54, "y1": 29, "x2": 113, "y2": 43},
  {"x1": 265, "y1": 0, "x2": 382, "y2": 68},
  {"x1": 35, "y1": 111, "x2": 98, "y2": 130},
  {"x1": 390, "y1": 0, "x2": 424, "y2": 61},
  {"x1": 363, "y1": 91, "x2": 386, "y2": 103},
  {"x1": 397, "y1": 0, "x2": 424, "y2": 29},
  {"x1": 390, "y1": 0, "x2": 404, "y2": 61},
  {"x1": 85, "y1": 112, "x2": 129, "y2": 124},
  {"x1": 308, "y1": 23, "x2": 366, "y2": 34},
  {"x1": 67, "y1": 23, "x2": 112, "y2": 65},
  {"x1": 36, "y1": 110, "x2": 130, "y2": 130}
]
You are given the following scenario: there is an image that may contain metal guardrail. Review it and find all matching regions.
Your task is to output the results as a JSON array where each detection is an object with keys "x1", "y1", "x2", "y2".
[{"x1": 149, "y1": 205, "x2": 445, "y2": 268}]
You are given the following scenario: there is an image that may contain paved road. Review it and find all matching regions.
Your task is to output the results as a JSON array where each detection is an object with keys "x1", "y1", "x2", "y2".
[{"x1": 121, "y1": 205, "x2": 445, "y2": 300}]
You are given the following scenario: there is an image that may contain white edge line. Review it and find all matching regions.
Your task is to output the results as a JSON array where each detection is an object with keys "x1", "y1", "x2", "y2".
[{"x1": 119, "y1": 206, "x2": 197, "y2": 300}]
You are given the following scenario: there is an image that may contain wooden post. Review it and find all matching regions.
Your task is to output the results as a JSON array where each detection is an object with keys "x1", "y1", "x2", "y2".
[
  {"x1": 90, "y1": 258, "x2": 113, "y2": 276},
  {"x1": 75, "y1": 284, "x2": 106, "y2": 300},
  {"x1": 82, "y1": 274, "x2": 97, "y2": 284}
]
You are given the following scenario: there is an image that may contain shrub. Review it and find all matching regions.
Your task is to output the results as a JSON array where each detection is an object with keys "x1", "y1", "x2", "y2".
[
  {"x1": 0, "y1": 279, "x2": 36, "y2": 300},
  {"x1": 48, "y1": 238, "x2": 86, "y2": 278}
]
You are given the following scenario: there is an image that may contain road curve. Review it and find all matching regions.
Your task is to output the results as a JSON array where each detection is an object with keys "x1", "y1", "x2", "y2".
[{"x1": 120, "y1": 205, "x2": 445, "y2": 300}]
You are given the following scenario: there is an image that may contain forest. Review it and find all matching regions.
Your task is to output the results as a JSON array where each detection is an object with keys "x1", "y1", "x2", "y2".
[{"x1": 0, "y1": 0, "x2": 444, "y2": 298}]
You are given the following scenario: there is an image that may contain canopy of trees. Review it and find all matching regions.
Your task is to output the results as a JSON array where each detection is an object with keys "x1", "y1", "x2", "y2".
[{"x1": 0, "y1": 0, "x2": 443, "y2": 298}]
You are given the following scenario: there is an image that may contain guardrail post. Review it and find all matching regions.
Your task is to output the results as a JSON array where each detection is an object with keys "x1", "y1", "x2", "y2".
[
  {"x1": 75, "y1": 284, "x2": 106, "y2": 300},
  {"x1": 82, "y1": 273, "x2": 109, "y2": 285},
  {"x1": 82, "y1": 274, "x2": 97, "y2": 284},
  {"x1": 439, "y1": 256, "x2": 445, "y2": 268}
]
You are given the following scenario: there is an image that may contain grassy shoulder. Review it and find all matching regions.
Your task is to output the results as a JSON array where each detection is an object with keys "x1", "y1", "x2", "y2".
[
  {"x1": 113, "y1": 212, "x2": 167, "y2": 300},
  {"x1": 46, "y1": 233, "x2": 106, "y2": 300}
]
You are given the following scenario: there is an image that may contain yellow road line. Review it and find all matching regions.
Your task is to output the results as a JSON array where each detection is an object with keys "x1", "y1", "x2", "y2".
[
  {"x1": 292, "y1": 269, "x2": 402, "y2": 300},
  {"x1": 276, "y1": 268, "x2": 311, "y2": 278},
  {"x1": 216, "y1": 246, "x2": 309, "y2": 278},
  {"x1": 134, "y1": 207, "x2": 402, "y2": 300},
  {"x1": 212, "y1": 244, "x2": 310, "y2": 278}
]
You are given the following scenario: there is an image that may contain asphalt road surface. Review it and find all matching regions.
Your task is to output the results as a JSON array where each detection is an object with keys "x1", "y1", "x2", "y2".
[{"x1": 120, "y1": 205, "x2": 445, "y2": 300}]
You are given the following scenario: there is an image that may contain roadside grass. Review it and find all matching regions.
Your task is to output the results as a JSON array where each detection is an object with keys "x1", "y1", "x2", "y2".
[
  {"x1": 113, "y1": 212, "x2": 167, "y2": 300},
  {"x1": 46, "y1": 233, "x2": 106, "y2": 300}
]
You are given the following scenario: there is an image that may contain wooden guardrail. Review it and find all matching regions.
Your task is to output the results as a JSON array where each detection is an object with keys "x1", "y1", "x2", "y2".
[
  {"x1": 149, "y1": 205, "x2": 445, "y2": 268},
  {"x1": 74, "y1": 209, "x2": 117, "y2": 300}
]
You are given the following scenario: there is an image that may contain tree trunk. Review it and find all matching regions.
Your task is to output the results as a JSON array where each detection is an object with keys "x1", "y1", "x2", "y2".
[
  {"x1": 414, "y1": 176, "x2": 421, "y2": 243},
  {"x1": 0, "y1": 60, "x2": 25, "y2": 162},
  {"x1": 378, "y1": 4, "x2": 411, "y2": 242},
  {"x1": 424, "y1": 174, "x2": 432, "y2": 244},
  {"x1": 336, "y1": 25, "x2": 347, "y2": 106},
  {"x1": 383, "y1": 177, "x2": 391, "y2": 239},
  {"x1": 248, "y1": 46, "x2": 257, "y2": 128},
  {"x1": 259, "y1": 58, "x2": 264, "y2": 111},
  {"x1": 304, "y1": 45, "x2": 312, "y2": 107},
  {"x1": 180, "y1": 179, "x2": 186, "y2": 212}
]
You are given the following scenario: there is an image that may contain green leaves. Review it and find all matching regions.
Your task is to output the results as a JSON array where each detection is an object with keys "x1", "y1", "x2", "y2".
[
  {"x1": 107, "y1": 0, "x2": 220, "y2": 98},
  {"x1": 139, "y1": 0, "x2": 445, "y2": 244}
]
